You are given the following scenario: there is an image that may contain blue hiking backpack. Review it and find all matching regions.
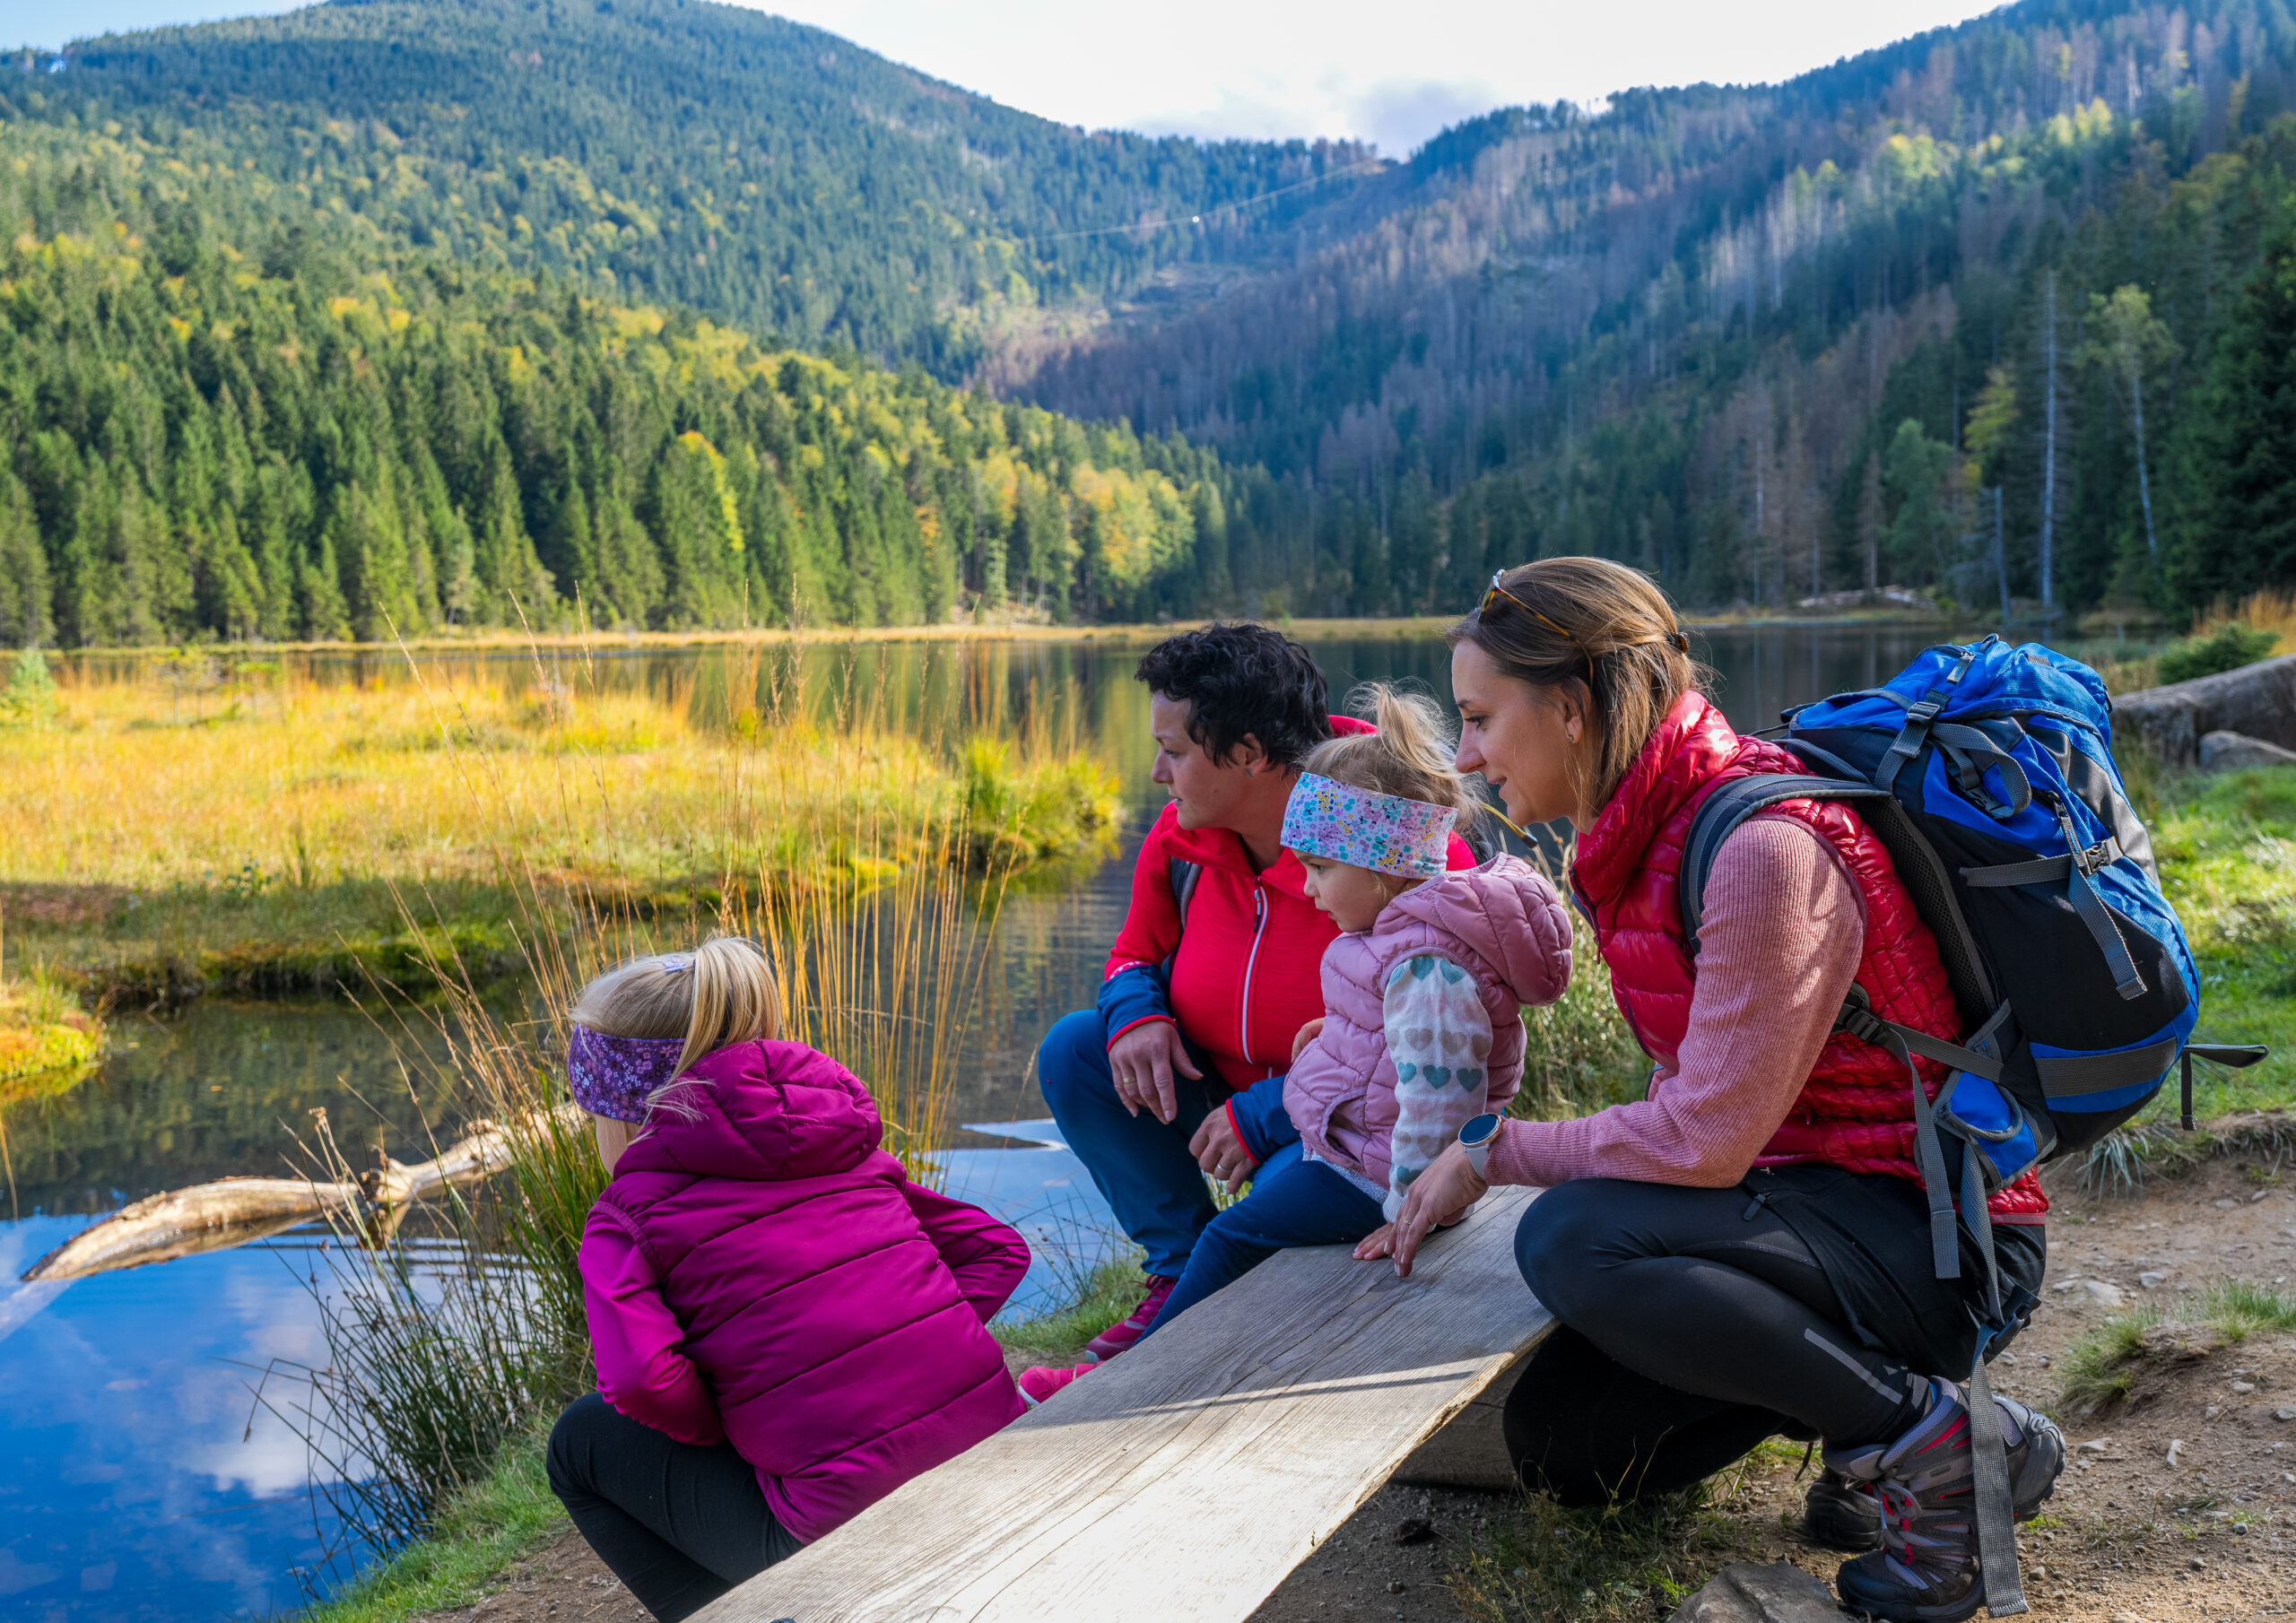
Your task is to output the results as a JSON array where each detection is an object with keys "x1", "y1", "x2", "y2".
[{"x1": 1682, "y1": 638, "x2": 2267, "y2": 1301}]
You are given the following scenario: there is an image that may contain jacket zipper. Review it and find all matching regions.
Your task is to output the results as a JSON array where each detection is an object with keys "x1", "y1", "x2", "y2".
[{"x1": 1239, "y1": 884, "x2": 1269, "y2": 1069}]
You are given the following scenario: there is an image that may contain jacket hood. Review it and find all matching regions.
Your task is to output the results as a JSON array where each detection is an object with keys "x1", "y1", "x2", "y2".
[
  {"x1": 612, "y1": 1039, "x2": 883, "y2": 1185},
  {"x1": 1383, "y1": 854, "x2": 1573, "y2": 1004}
]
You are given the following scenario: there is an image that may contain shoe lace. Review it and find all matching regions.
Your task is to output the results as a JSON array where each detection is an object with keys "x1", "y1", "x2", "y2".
[{"x1": 1134, "y1": 1276, "x2": 1176, "y2": 1322}]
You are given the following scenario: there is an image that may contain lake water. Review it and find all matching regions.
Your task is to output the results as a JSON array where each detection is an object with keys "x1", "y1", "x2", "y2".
[{"x1": 0, "y1": 621, "x2": 1947, "y2": 1622}]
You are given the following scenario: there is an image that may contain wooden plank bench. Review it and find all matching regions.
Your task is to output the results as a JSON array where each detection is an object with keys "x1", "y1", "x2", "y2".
[{"x1": 699, "y1": 1185, "x2": 1555, "y2": 1623}]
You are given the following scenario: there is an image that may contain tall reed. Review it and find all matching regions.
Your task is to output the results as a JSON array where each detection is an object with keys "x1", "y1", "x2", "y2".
[{"x1": 272, "y1": 632, "x2": 1094, "y2": 1571}]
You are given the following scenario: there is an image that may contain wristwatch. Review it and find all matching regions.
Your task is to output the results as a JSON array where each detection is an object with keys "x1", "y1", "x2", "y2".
[{"x1": 1458, "y1": 1113, "x2": 1504, "y2": 1179}]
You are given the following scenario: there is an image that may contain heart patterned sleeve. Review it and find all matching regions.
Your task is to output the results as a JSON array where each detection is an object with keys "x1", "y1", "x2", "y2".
[{"x1": 1381, "y1": 953, "x2": 1493, "y2": 1220}]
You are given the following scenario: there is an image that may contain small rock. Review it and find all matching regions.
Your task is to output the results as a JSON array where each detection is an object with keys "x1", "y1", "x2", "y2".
[
  {"x1": 2083, "y1": 1280, "x2": 2127, "y2": 1307},
  {"x1": 1387, "y1": 1580, "x2": 1407, "y2": 1594},
  {"x1": 2079, "y1": 1439, "x2": 2111, "y2": 1453},
  {"x1": 2233, "y1": 1522, "x2": 2249, "y2": 1535},
  {"x1": 2112, "y1": 1611, "x2": 2151, "y2": 1623},
  {"x1": 2197, "y1": 730, "x2": 2296, "y2": 771},
  {"x1": 2254, "y1": 1189, "x2": 2272, "y2": 1202},
  {"x1": 2214, "y1": 1198, "x2": 2239, "y2": 1209},
  {"x1": 2205, "y1": 1405, "x2": 2222, "y2": 1419},
  {"x1": 1996, "y1": 1351, "x2": 2017, "y2": 1367},
  {"x1": 2051, "y1": 1278, "x2": 2083, "y2": 1292},
  {"x1": 1666, "y1": 1561, "x2": 1842, "y2": 1623},
  {"x1": 2139, "y1": 1271, "x2": 2167, "y2": 1289},
  {"x1": 2231, "y1": 1380, "x2": 2257, "y2": 1394},
  {"x1": 2190, "y1": 1556, "x2": 2207, "y2": 1570},
  {"x1": 1390, "y1": 1517, "x2": 1433, "y2": 1546},
  {"x1": 2276, "y1": 1407, "x2": 2296, "y2": 1422}
]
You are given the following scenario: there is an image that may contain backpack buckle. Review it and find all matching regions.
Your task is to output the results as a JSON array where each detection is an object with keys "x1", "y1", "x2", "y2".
[{"x1": 2071, "y1": 836, "x2": 2121, "y2": 877}]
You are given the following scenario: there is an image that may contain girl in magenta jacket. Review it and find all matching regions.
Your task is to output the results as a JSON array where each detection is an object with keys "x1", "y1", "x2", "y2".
[
  {"x1": 1021, "y1": 687, "x2": 1570, "y2": 1403},
  {"x1": 546, "y1": 938, "x2": 1029, "y2": 1623}
]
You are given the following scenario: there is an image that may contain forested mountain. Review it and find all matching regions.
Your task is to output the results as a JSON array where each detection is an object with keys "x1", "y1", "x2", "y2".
[
  {"x1": 1010, "y1": 0, "x2": 2296, "y2": 620},
  {"x1": 22, "y1": 0, "x2": 1380, "y2": 374},
  {"x1": 12, "y1": 0, "x2": 2296, "y2": 642},
  {"x1": 0, "y1": 119, "x2": 1260, "y2": 647}
]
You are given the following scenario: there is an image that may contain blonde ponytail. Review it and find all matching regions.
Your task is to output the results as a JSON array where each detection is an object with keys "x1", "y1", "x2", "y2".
[
  {"x1": 570, "y1": 935, "x2": 782, "y2": 1078},
  {"x1": 1299, "y1": 682, "x2": 1483, "y2": 841}
]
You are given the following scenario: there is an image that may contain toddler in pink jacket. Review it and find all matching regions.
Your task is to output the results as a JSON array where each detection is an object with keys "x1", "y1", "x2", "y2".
[
  {"x1": 547, "y1": 937, "x2": 1028, "y2": 1623},
  {"x1": 1020, "y1": 687, "x2": 1570, "y2": 1406}
]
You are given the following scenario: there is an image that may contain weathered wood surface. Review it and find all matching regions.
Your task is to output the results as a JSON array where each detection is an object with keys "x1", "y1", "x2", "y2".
[
  {"x1": 700, "y1": 1185, "x2": 1552, "y2": 1623},
  {"x1": 22, "y1": 1103, "x2": 584, "y2": 1281}
]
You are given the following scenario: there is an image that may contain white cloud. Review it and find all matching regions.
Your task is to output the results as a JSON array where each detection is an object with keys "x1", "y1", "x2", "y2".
[{"x1": 22, "y1": 0, "x2": 2015, "y2": 154}]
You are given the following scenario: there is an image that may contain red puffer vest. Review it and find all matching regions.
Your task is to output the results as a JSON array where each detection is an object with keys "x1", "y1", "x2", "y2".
[{"x1": 1571, "y1": 691, "x2": 2046, "y2": 1219}]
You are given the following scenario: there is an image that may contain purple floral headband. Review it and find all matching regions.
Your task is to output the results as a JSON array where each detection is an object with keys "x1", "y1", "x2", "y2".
[
  {"x1": 567, "y1": 954, "x2": 692, "y2": 1123},
  {"x1": 1281, "y1": 772, "x2": 1456, "y2": 879}
]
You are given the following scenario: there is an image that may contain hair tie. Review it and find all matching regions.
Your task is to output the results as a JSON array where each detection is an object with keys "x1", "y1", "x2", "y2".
[
  {"x1": 1281, "y1": 772, "x2": 1457, "y2": 878},
  {"x1": 658, "y1": 953, "x2": 692, "y2": 975},
  {"x1": 1668, "y1": 630, "x2": 1691, "y2": 654}
]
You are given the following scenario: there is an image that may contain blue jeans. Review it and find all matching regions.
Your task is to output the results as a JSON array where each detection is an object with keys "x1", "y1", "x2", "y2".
[
  {"x1": 1143, "y1": 1141, "x2": 1386, "y2": 1337},
  {"x1": 1038, "y1": 1007, "x2": 1222, "y2": 1278}
]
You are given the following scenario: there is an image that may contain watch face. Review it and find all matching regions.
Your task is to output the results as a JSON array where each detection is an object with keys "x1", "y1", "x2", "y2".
[{"x1": 1461, "y1": 1113, "x2": 1502, "y2": 1147}]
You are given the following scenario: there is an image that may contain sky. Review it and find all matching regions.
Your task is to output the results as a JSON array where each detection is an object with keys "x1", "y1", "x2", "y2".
[{"x1": 6, "y1": 0, "x2": 2013, "y2": 156}]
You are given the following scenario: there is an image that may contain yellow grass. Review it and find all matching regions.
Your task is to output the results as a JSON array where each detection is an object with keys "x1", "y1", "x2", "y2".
[
  {"x1": 0, "y1": 660, "x2": 1113, "y2": 898},
  {"x1": 2195, "y1": 586, "x2": 2296, "y2": 648}
]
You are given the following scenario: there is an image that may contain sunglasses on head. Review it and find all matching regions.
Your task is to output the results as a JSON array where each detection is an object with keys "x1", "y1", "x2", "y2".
[{"x1": 1477, "y1": 571, "x2": 1692, "y2": 655}]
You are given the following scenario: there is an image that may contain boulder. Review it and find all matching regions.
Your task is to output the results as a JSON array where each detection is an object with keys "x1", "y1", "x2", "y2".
[
  {"x1": 2114, "y1": 654, "x2": 2296, "y2": 765},
  {"x1": 2198, "y1": 730, "x2": 2296, "y2": 771},
  {"x1": 1667, "y1": 1562, "x2": 1843, "y2": 1623}
]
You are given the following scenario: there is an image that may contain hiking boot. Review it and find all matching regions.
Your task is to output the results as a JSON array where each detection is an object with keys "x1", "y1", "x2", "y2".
[
  {"x1": 1018, "y1": 1360, "x2": 1094, "y2": 1409},
  {"x1": 1824, "y1": 1378, "x2": 2066, "y2": 1622},
  {"x1": 1803, "y1": 1468, "x2": 1882, "y2": 1552},
  {"x1": 1083, "y1": 1273, "x2": 1176, "y2": 1363}
]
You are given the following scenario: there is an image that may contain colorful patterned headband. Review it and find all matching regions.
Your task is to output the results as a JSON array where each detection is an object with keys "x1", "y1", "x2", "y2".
[
  {"x1": 1282, "y1": 772, "x2": 1457, "y2": 879},
  {"x1": 568, "y1": 1025, "x2": 685, "y2": 1124}
]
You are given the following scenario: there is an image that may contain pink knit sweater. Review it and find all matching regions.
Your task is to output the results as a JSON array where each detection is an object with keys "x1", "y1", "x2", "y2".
[{"x1": 1487, "y1": 814, "x2": 1864, "y2": 1189}]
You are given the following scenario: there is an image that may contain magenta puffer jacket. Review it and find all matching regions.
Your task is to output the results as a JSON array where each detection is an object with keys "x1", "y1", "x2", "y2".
[
  {"x1": 580, "y1": 1039, "x2": 1029, "y2": 1543},
  {"x1": 1284, "y1": 855, "x2": 1572, "y2": 1187}
]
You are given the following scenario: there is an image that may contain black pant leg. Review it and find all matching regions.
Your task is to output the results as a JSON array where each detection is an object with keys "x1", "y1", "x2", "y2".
[
  {"x1": 1509, "y1": 1179, "x2": 1935, "y2": 1491},
  {"x1": 546, "y1": 1393, "x2": 803, "y2": 1623},
  {"x1": 1502, "y1": 1324, "x2": 1796, "y2": 1506}
]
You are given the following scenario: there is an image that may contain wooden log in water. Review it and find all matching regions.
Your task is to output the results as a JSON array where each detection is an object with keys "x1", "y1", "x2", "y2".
[{"x1": 20, "y1": 1103, "x2": 586, "y2": 1282}]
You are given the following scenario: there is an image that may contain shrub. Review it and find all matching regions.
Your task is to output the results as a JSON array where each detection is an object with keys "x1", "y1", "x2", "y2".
[{"x1": 2155, "y1": 621, "x2": 2279, "y2": 685}]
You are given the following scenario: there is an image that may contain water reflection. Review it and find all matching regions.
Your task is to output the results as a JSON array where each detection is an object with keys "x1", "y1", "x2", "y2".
[{"x1": 11, "y1": 621, "x2": 1957, "y2": 1620}]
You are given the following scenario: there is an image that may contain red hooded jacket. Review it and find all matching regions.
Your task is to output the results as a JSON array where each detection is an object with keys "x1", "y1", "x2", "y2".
[{"x1": 1100, "y1": 716, "x2": 1477, "y2": 1092}]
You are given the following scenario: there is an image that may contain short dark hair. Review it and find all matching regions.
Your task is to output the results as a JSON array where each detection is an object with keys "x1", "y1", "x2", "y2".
[{"x1": 1135, "y1": 622, "x2": 1333, "y2": 768}]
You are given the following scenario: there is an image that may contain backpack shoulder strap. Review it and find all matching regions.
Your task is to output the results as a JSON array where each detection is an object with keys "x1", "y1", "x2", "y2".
[
  {"x1": 1167, "y1": 856, "x2": 1202, "y2": 933},
  {"x1": 1678, "y1": 773, "x2": 1888, "y2": 950}
]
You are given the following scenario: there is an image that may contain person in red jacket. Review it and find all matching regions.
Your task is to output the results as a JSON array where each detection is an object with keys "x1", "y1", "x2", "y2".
[
  {"x1": 1037, "y1": 623, "x2": 1473, "y2": 1361},
  {"x1": 1361, "y1": 559, "x2": 2066, "y2": 1623}
]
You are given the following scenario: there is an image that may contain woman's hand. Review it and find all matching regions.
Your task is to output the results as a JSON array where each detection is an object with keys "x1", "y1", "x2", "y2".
[
  {"x1": 1291, "y1": 1017, "x2": 1326, "y2": 1061},
  {"x1": 1355, "y1": 1141, "x2": 1487, "y2": 1277},
  {"x1": 1109, "y1": 1020, "x2": 1202, "y2": 1124},
  {"x1": 1187, "y1": 1108, "x2": 1256, "y2": 1194}
]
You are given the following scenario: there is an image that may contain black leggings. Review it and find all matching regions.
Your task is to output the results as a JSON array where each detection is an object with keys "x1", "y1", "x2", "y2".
[
  {"x1": 546, "y1": 1393, "x2": 804, "y2": 1623},
  {"x1": 1505, "y1": 1178, "x2": 1949, "y2": 1506}
]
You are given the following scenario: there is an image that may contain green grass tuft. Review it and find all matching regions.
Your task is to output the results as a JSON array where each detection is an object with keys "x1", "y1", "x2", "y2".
[
  {"x1": 2057, "y1": 1302, "x2": 2166, "y2": 1415},
  {"x1": 301, "y1": 1426, "x2": 567, "y2": 1623},
  {"x1": 2195, "y1": 1277, "x2": 2296, "y2": 1341},
  {"x1": 992, "y1": 1255, "x2": 1149, "y2": 1371}
]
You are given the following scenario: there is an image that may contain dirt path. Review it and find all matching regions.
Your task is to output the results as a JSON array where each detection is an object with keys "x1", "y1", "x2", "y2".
[{"x1": 422, "y1": 1149, "x2": 2296, "y2": 1623}]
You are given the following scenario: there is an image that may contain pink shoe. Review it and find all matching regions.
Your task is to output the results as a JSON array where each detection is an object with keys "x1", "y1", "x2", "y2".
[
  {"x1": 1019, "y1": 1360, "x2": 1094, "y2": 1408},
  {"x1": 1083, "y1": 1274, "x2": 1176, "y2": 1363}
]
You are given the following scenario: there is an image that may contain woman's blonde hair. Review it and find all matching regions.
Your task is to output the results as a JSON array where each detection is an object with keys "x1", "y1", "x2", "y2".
[
  {"x1": 1446, "y1": 557, "x2": 1705, "y2": 811},
  {"x1": 570, "y1": 936, "x2": 783, "y2": 1078},
  {"x1": 1299, "y1": 681, "x2": 1483, "y2": 842}
]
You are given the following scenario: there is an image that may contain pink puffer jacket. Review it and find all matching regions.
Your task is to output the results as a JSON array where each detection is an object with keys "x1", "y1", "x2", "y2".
[
  {"x1": 581, "y1": 1039, "x2": 1029, "y2": 1543},
  {"x1": 1284, "y1": 855, "x2": 1572, "y2": 1188}
]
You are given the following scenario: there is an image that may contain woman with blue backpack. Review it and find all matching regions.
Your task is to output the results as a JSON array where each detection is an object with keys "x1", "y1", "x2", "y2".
[{"x1": 1361, "y1": 556, "x2": 2206, "y2": 1623}]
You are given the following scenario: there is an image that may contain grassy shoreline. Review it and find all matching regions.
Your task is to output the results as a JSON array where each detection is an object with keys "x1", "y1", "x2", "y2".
[{"x1": 0, "y1": 662, "x2": 1118, "y2": 1005}]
